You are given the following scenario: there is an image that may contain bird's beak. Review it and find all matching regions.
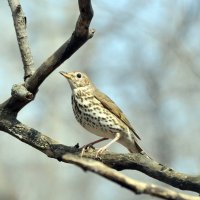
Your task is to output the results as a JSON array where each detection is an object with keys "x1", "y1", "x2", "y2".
[{"x1": 59, "y1": 71, "x2": 71, "y2": 79}]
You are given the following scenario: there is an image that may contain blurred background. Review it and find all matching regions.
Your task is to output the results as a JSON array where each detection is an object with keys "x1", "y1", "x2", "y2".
[{"x1": 0, "y1": 0, "x2": 200, "y2": 199}]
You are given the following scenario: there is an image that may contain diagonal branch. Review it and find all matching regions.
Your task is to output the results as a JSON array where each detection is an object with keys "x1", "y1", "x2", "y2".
[
  {"x1": 25, "y1": 0, "x2": 94, "y2": 95},
  {"x1": 0, "y1": 118, "x2": 199, "y2": 194},
  {"x1": 2, "y1": 0, "x2": 95, "y2": 114},
  {"x1": 62, "y1": 154, "x2": 200, "y2": 200},
  {"x1": 8, "y1": 0, "x2": 35, "y2": 80},
  {"x1": 0, "y1": 118, "x2": 199, "y2": 199}
]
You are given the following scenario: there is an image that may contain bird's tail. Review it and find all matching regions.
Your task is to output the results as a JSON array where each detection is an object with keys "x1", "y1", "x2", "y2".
[
  {"x1": 128, "y1": 141, "x2": 143, "y2": 153},
  {"x1": 128, "y1": 141, "x2": 153, "y2": 160}
]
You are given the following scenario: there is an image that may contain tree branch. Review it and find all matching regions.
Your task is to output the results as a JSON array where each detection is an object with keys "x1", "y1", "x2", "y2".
[
  {"x1": 8, "y1": 0, "x2": 35, "y2": 79},
  {"x1": 0, "y1": 118, "x2": 199, "y2": 195},
  {"x1": 62, "y1": 154, "x2": 200, "y2": 200},
  {"x1": 3, "y1": 0, "x2": 95, "y2": 114}
]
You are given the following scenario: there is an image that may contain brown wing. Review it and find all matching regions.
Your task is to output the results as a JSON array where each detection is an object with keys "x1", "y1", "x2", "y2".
[{"x1": 94, "y1": 89, "x2": 141, "y2": 140}]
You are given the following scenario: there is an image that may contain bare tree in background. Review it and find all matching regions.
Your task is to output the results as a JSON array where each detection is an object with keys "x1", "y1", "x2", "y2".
[{"x1": 0, "y1": 1, "x2": 200, "y2": 200}]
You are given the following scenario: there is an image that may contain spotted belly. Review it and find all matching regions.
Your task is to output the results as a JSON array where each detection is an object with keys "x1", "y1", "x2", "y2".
[{"x1": 71, "y1": 95, "x2": 126, "y2": 139}]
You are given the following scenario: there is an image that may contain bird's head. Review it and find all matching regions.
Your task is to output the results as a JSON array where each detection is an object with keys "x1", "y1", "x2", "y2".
[{"x1": 59, "y1": 71, "x2": 91, "y2": 89}]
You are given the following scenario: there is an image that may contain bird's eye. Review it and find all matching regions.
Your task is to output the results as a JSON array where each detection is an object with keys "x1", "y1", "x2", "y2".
[{"x1": 76, "y1": 73, "x2": 82, "y2": 78}]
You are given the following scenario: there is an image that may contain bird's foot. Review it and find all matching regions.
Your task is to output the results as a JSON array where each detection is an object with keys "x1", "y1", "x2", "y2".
[
  {"x1": 95, "y1": 147, "x2": 107, "y2": 158},
  {"x1": 80, "y1": 138, "x2": 108, "y2": 157},
  {"x1": 81, "y1": 148, "x2": 85, "y2": 157},
  {"x1": 80, "y1": 144, "x2": 95, "y2": 157},
  {"x1": 95, "y1": 133, "x2": 120, "y2": 158}
]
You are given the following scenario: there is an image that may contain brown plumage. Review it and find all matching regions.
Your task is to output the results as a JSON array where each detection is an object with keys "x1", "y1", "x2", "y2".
[
  {"x1": 94, "y1": 88, "x2": 141, "y2": 140},
  {"x1": 60, "y1": 71, "x2": 143, "y2": 156}
]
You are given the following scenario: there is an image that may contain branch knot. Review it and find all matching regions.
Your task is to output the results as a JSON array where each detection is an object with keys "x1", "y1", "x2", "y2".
[{"x1": 11, "y1": 84, "x2": 34, "y2": 101}]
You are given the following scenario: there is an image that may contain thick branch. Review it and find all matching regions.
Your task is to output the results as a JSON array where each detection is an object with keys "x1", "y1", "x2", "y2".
[
  {"x1": 62, "y1": 154, "x2": 200, "y2": 200},
  {"x1": 2, "y1": 0, "x2": 95, "y2": 113},
  {"x1": 8, "y1": 0, "x2": 35, "y2": 79},
  {"x1": 0, "y1": 118, "x2": 199, "y2": 194}
]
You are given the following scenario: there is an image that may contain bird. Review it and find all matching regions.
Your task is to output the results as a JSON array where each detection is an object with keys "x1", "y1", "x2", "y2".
[{"x1": 60, "y1": 71, "x2": 143, "y2": 157}]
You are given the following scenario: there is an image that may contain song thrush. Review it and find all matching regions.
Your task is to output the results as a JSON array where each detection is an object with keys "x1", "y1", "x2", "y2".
[{"x1": 60, "y1": 71, "x2": 143, "y2": 156}]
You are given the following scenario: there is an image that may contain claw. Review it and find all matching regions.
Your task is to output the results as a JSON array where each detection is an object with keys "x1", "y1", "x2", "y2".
[
  {"x1": 81, "y1": 148, "x2": 85, "y2": 157},
  {"x1": 95, "y1": 147, "x2": 107, "y2": 158},
  {"x1": 80, "y1": 138, "x2": 108, "y2": 157},
  {"x1": 95, "y1": 133, "x2": 120, "y2": 158},
  {"x1": 80, "y1": 144, "x2": 95, "y2": 157}
]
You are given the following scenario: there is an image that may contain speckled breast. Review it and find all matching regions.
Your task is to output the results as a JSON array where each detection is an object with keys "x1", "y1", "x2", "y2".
[{"x1": 71, "y1": 93, "x2": 126, "y2": 139}]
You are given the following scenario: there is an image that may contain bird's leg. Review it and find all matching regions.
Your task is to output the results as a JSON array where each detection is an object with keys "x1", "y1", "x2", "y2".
[
  {"x1": 81, "y1": 137, "x2": 108, "y2": 157},
  {"x1": 96, "y1": 133, "x2": 120, "y2": 158},
  {"x1": 81, "y1": 137, "x2": 108, "y2": 149}
]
